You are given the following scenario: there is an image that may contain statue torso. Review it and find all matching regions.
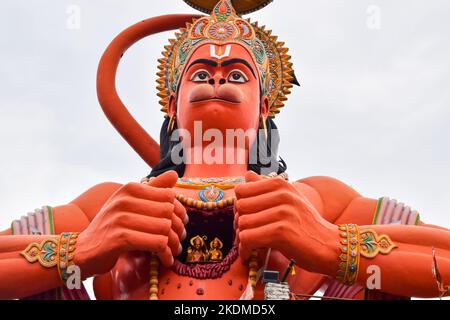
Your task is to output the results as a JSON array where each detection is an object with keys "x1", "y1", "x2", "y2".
[{"x1": 108, "y1": 187, "x2": 294, "y2": 300}]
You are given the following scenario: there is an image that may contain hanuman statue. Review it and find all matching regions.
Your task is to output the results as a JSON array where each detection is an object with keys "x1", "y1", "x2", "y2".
[{"x1": 0, "y1": 0, "x2": 449, "y2": 300}]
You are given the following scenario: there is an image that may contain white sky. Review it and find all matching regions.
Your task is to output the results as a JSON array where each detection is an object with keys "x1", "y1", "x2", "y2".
[{"x1": 0, "y1": 0, "x2": 449, "y2": 298}]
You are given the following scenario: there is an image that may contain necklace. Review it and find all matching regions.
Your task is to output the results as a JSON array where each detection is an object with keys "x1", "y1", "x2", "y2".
[
  {"x1": 175, "y1": 172, "x2": 288, "y2": 210},
  {"x1": 176, "y1": 176, "x2": 246, "y2": 190}
]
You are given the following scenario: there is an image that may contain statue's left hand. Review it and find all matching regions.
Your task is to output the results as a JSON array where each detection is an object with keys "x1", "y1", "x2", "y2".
[{"x1": 235, "y1": 171, "x2": 338, "y2": 274}]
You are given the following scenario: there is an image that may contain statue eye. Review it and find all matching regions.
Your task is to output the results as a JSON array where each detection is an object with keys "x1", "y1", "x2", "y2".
[
  {"x1": 227, "y1": 70, "x2": 248, "y2": 83},
  {"x1": 191, "y1": 70, "x2": 211, "y2": 82}
]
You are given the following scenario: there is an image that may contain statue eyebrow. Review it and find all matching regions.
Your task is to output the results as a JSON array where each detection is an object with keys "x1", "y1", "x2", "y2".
[
  {"x1": 220, "y1": 58, "x2": 256, "y2": 79},
  {"x1": 186, "y1": 59, "x2": 218, "y2": 72}
]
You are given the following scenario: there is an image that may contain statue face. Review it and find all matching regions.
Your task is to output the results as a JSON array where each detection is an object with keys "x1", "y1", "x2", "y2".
[
  {"x1": 172, "y1": 43, "x2": 268, "y2": 149},
  {"x1": 194, "y1": 238, "x2": 202, "y2": 250}
]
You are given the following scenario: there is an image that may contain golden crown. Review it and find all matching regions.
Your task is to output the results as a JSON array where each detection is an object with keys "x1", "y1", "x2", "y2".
[{"x1": 157, "y1": 0, "x2": 296, "y2": 118}]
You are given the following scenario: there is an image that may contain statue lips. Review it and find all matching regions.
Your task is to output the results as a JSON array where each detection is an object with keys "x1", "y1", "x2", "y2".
[{"x1": 188, "y1": 83, "x2": 244, "y2": 104}]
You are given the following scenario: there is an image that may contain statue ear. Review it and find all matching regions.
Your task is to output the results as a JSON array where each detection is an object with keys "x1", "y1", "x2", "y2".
[
  {"x1": 261, "y1": 95, "x2": 269, "y2": 118},
  {"x1": 168, "y1": 94, "x2": 177, "y2": 116}
]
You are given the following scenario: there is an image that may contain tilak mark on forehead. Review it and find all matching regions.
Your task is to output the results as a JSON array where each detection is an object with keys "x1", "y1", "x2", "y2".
[{"x1": 210, "y1": 44, "x2": 231, "y2": 59}]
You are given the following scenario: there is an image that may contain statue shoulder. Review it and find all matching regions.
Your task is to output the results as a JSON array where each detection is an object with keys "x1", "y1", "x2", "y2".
[{"x1": 293, "y1": 176, "x2": 361, "y2": 222}]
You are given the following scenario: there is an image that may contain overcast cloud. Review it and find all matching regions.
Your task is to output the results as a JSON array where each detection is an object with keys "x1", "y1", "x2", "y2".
[{"x1": 0, "y1": 1, "x2": 449, "y2": 296}]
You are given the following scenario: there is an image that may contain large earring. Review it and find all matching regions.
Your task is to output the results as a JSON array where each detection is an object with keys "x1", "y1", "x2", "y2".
[
  {"x1": 168, "y1": 114, "x2": 176, "y2": 134},
  {"x1": 260, "y1": 114, "x2": 268, "y2": 139}
]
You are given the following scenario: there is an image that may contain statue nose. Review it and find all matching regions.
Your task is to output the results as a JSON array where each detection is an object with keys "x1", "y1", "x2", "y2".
[{"x1": 208, "y1": 78, "x2": 227, "y2": 86}]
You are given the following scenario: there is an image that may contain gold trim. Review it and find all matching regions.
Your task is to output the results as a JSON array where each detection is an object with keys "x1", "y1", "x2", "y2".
[
  {"x1": 21, "y1": 238, "x2": 58, "y2": 268},
  {"x1": 183, "y1": 0, "x2": 274, "y2": 15},
  {"x1": 359, "y1": 228, "x2": 397, "y2": 258}
]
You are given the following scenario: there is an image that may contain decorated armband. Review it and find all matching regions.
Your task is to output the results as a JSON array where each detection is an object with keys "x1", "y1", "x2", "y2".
[
  {"x1": 336, "y1": 224, "x2": 397, "y2": 286},
  {"x1": 21, "y1": 232, "x2": 79, "y2": 285}
]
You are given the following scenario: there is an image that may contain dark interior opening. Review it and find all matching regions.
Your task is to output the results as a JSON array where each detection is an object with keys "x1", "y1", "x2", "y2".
[{"x1": 178, "y1": 206, "x2": 235, "y2": 264}]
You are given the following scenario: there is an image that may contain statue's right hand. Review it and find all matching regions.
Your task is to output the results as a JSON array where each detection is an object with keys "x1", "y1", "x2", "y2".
[{"x1": 74, "y1": 171, "x2": 187, "y2": 277}]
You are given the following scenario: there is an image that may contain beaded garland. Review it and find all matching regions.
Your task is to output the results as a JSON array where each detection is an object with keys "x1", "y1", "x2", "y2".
[
  {"x1": 149, "y1": 255, "x2": 159, "y2": 300},
  {"x1": 248, "y1": 250, "x2": 258, "y2": 290}
]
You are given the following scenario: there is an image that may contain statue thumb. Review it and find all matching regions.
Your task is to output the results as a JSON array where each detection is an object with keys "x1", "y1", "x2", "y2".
[
  {"x1": 245, "y1": 170, "x2": 263, "y2": 183},
  {"x1": 147, "y1": 170, "x2": 178, "y2": 188}
]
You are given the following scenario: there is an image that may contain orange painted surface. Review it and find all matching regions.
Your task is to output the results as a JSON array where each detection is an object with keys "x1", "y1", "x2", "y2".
[{"x1": 1, "y1": 12, "x2": 449, "y2": 300}]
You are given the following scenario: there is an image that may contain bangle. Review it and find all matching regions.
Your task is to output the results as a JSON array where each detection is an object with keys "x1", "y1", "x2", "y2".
[
  {"x1": 336, "y1": 224, "x2": 360, "y2": 285},
  {"x1": 57, "y1": 232, "x2": 79, "y2": 284},
  {"x1": 21, "y1": 232, "x2": 80, "y2": 285},
  {"x1": 336, "y1": 224, "x2": 397, "y2": 286}
]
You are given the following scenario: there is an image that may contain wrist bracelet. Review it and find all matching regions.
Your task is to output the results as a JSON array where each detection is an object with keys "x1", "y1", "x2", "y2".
[
  {"x1": 336, "y1": 224, "x2": 397, "y2": 286},
  {"x1": 336, "y1": 224, "x2": 360, "y2": 285},
  {"x1": 21, "y1": 232, "x2": 79, "y2": 285},
  {"x1": 57, "y1": 232, "x2": 79, "y2": 283}
]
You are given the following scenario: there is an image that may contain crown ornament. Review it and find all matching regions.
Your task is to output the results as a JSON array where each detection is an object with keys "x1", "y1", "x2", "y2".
[
  {"x1": 183, "y1": 0, "x2": 274, "y2": 15},
  {"x1": 157, "y1": 0, "x2": 296, "y2": 118}
]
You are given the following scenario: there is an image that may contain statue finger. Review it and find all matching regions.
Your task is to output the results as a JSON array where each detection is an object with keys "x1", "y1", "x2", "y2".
[
  {"x1": 118, "y1": 214, "x2": 172, "y2": 237},
  {"x1": 238, "y1": 206, "x2": 288, "y2": 231},
  {"x1": 124, "y1": 182, "x2": 175, "y2": 203},
  {"x1": 235, "y1": 177, "x2": 285, "y2": 199},
  {"x1": 168, "y1": 229, "x2": 182, "y2": 257},
  {"x1": 236, "y1": 191, "x2": 290, "y2": 215},
  {"x1": 171, "y1": 212, "x2": 186, "y2": 241},
  {"x1": 174, "y1": 199, "x2": 189, "y2": 225},
  {"x1": 146, "y1": 170, "x2": 179, "y2": 189}
]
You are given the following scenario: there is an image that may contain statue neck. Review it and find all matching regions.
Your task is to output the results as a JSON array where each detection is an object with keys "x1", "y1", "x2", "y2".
[{"x1": 182, "y1": 145, "x2": 249, "y2": 178}]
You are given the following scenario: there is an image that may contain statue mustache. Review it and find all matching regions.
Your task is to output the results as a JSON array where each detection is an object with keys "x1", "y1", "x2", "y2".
[{"x1": 188, "y1": 84, "x2": 244, "y2": 104}]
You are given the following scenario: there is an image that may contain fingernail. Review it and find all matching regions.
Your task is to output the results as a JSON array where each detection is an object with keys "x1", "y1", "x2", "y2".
[
  {"x1": 182, "y1": 229, "x2": 187, "y2": 240},
  {"x1": 177, "y1": 244, "x2": 183, "y2": 256}
]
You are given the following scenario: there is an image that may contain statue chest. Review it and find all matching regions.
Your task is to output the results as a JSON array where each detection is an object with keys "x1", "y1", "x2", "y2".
[
  {"x1": 109, "y1": 251, "x2": 261, "y2": 300},
  {"x1": 108, "y1": 190, "x2": 294, "y2": 299},
  {"x1": 109, "y1": 203, "x2": 254, "y2": 299}
]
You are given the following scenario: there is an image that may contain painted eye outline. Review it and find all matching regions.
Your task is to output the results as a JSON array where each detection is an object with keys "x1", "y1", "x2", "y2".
[
  {"x1": 190, "y1": 69, "x2": 211, "y2": 82},
  {"x1": 227, "y1": 69, "x2": 249, "y2": 83}
]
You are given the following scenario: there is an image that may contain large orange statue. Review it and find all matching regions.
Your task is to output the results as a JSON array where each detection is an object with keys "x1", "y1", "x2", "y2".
[{"x1": 0, "y1": 0, "x2": 449, "y2": 300}]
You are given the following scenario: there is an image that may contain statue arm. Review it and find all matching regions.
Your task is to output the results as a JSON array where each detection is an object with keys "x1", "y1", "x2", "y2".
[
  {"x1": 0, "y1": 234, "x2": 63, "y2": 299},
  {"x1": 0, "y1": 182, "x2": 122, "y2": 299},
  {"x1": 235, "y1": 173, "x2": 450, "y2": 299},
  {"x1": 287, "y1": 177, "x2": 372, "y2": 297},
  {"x1": 296, "y1": 177, "x2": 450, "y2": 298},
  {"x1": 351, "y1": 224, "x2": 450, "y2": 298}
]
